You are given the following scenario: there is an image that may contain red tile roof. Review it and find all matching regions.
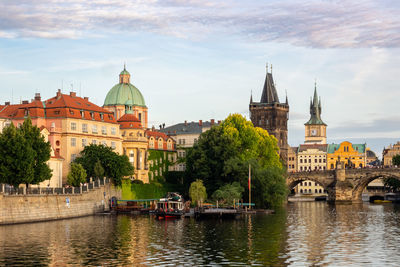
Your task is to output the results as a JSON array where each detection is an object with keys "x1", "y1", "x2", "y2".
[
  {"x1": 0, "y1": 91, "x2": 118, "y2": 124},
  {"x1": 118, "y1": 113, "x2": 142, "y2": 129}
]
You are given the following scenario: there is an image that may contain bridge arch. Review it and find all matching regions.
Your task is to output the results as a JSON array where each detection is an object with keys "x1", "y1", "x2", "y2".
[
  {"x1": 352, "y1": 172, "x2": 400, "y2": 201},
  {"x1": 287, "y1": 176, "x2": 330, "y2": 192}
]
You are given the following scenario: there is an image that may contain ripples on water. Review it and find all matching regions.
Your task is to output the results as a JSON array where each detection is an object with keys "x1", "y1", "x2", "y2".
[{"x1": 1, "y1": 203, "x2": 400, "y2": 266}]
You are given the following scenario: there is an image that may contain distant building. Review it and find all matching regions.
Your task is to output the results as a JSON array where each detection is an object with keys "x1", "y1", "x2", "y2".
[
  {"x1": 249, "y1": 65, "x2": 289, "y2": 162},
  {"x1": 304, "y1": 83, "x2": 327, "y2": 144},
  {"x1": 160, "y1": 120, "x2": 221, "y2": 171},
  {"x1": 382, "y1": 142, "x2": 400, "y2": 166},
  {"x1": 293, "y1": 84, "x2": 327, "y2": 196},
  {"x1": 327, "y1": 141, "x2": 366, "y2": 170},
  {"x1": 287, "y1": 146, "x2": 297, "y2": 173}
]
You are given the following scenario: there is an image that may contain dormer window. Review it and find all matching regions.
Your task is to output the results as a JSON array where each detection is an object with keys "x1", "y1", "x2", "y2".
[
  {"x1": 80, "y1": 110, "x2": 84, "y2": 118},
  {"x1": 90, "y1": 112, "x2": 94, "y2": 120},
  {"x1": 100, "y1": 113, "x2": 104, "y2": 120}
]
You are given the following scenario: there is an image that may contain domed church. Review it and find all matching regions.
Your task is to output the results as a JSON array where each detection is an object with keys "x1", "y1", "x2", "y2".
[{"x1": 103, "y1": 65, "x2": 148, "y2": 128}]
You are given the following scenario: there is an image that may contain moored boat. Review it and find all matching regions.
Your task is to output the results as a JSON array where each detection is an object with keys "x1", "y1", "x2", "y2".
[{"x1": 154, "y1": 192, "x2": 184, "y2": 219}]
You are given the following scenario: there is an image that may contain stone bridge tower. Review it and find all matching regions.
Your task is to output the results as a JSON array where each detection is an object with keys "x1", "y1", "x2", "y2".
[{"x1": 250, "y1": 65, "x2": 289, "y2": 162}]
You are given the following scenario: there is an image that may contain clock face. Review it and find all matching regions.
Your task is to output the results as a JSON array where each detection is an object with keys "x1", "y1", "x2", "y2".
[{"x1": 311, "y1": 129, "x2": 317, "y2": 136}]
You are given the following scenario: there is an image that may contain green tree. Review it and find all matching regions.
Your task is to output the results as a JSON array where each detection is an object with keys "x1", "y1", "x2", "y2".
[
  {"x1": 189, "y1": 179, "x2": 207, "y2": 206},
  {"x1": 67, "y1": 163, "x2": 87, "y2": 187},
  {"x1": 19, "y1": 117, "x2": 52, "y2": 186},
  {"x1": 383, "y1": 178, "x2": 400, "y2": 192},
  {"x1": 212, "y1": 182, "x2": 244, "y2": 206},
  {"x1": 0, "y1": 123, "x2": 35, "y2": 188},
  {"x1": 185, "y1": 114, "x2": 286, "y2": 208},
  {"x1": 93, "y1": 159, "x2": 105, "y2": 179},
  {"x1": 392, "y1": 155, "x2": 400, "y2": 166},
  {"x1": 0, "y1": 118, "x2": 52, "y2": 188},
  {"x1": 75, "y1": 144, "x2": 134, "y2": 186}
]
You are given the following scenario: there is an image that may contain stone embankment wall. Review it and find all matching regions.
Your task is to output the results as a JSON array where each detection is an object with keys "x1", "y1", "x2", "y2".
[{"x1": 0, "y1": 183, "x2": 121, "y2": 225}]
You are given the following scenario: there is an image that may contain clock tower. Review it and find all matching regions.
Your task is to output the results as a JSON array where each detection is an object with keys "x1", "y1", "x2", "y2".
[{"x1": 304, "y1": 83, "x2": 327, "y2": 144}]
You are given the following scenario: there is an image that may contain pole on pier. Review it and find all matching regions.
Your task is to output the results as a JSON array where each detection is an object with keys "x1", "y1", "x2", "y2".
[{"x1": 249, "y1": 164, "x2": 251, "y2": 210}]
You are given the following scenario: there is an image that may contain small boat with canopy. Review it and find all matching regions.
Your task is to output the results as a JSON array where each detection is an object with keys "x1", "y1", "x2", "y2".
[{"x1": 154, "y1": 192, "x2": 184, "y2": 219}]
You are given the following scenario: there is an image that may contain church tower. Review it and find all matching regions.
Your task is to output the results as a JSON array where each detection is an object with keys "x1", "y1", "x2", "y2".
[
  {"x1": 304, "y1": 83, "x2": 327, "y2": 144},
  {"x1": 250, "y1": 65, "x2": 289, "y2": 162}
]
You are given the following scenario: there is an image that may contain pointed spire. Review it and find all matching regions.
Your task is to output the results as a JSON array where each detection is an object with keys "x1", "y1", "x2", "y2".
[
  {"x1": 260, "y1": 65, "x2": 279, "y2": 103},
  {"x1": 306, "y1": 81, "x2": 326, "y2": 126},
  {"x1": 285, "y1": 90, "x2": 288, "y2": 105},
  {"x1": 124, "y1": 62, "x2": 126, "y2": 70},
  {"x1": 250, "y1": 90, "x2": 253, "y2": 103}
]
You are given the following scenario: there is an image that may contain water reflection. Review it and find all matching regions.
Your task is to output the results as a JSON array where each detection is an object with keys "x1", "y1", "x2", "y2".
[{"x1": 1, "y1": 203, "x2": 400, "y2": 266}]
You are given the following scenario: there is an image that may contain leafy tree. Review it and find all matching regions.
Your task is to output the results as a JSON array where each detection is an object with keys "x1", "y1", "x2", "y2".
[
  {"x1": 185, "y1": 114, "x2": 286, "y2": 208},
  {"x1": 0, "y1": 118, "x2": 52, "y2": 188},
  {"x1": 67, "y1": 163, "x2": 87, "y2": 187},
  {"x1": 189, "y1": 179, "x2": 207, "y2": 206},
  {"x1": 392, "y1": 155, "x2": 400, "y2": 166},
  {"x1": 93, "y1": 159, "x2": 105, "y2": 179},
  {"x1": 75, "y1": 144, "x2": 134, "y2": 186},
  {"x1": 0, "y1": 123, "x2": 35, "y2": 188},
  {"x1": 19, "y1": 117, "x2": 52, "y2": 186},
  {"x1": 212, "y1": 182, "x2": 244, "y2": 206}
]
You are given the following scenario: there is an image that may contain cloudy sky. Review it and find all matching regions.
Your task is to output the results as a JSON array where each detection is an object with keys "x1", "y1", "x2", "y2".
[{"x1": 0, "y1": 0, "x2": 399, "y2": 156}]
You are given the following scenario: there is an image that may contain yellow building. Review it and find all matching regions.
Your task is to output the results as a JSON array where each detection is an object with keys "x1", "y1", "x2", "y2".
[
  {"x1": 118, "y1": 111, "x2": 149, "y2": 183},
  {"x1": 327, "y1": 141, "x2": 366, "y2": 170}
]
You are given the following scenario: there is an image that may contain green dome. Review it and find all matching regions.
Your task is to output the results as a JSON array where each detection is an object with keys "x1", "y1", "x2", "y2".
[
  {"x1": 120, "y1": 69, "x2": 130, "y2": 75},
  {"x1": 104, "y1": 83, "x2": 146, "y2": 107}
]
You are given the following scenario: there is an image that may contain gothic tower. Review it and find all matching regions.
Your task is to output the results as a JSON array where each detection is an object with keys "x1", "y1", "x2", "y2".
[
  {"x1": 250, "y1": 65, "x2": 289, "y2": 162},
  {"x1": 304, "y1": 83, "x2": 327, "y2": 144}
]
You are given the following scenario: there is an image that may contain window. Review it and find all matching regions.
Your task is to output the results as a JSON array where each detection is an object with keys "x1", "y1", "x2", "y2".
[
  {"x1": 309, "y1": 159, "x2": 311, "y2": 163},
  {"x1": 82, "y1": 124, "x2": 88, "y2": 133},
  {"x1": 102, "y1": 141, "x2": 107, "y2": 146},
  {"x1": 92, "y1": 125, "x2": 97, "y2": 134},
  {"x1": 80, "y1": 110, "x2": 84, "y2": 118},
  {"x1": 82, "y1": 139, "x2": 87, "y2": 147},
  {"x1": 300, "y1": 159, "x2": 303, "y2": 163},
  {"x1": 167, "y1": 140, "x2": 172, "y2": 150},
  {"x1": 100, "y1": 113, "x2": 104, "y2": 120},
  {"x1": 158, "y1": 138, "x2": 163, "y2": 149},
  {"x1": 92, "y1": 140, "x2": 97, "y2": 145},
  {"x1": 71, "y1": 122, "x2": 77, "y2": 131},
  {"x1": 315, "y1": 189, "x2": 318, "y2": 193},
  {"x1": 111, "y1": 127, "x2": 116, "y2": 135},
  {"x1": 71, "y1": 138, "x2": 76, "y2": 147},
  {"x1": 300, "y1": 166, "x2": 303, "y2": 171},
  {"x1": 90, "y1": 112, "x2": 94, "y2": 120},
  {"x1": 319, "y1": 159, "x2": 322, "y2": 163},
  {"x1": 111, "y1": 142, "x2": 116, "y2": 149},
  {"x1": 102, "y1": 126, "x2": 107, "y2": 135},
  {"x1": 315, "y1": 159, "x2": 317, "y2": 163},
  {"x1": 139, "y1": 113, "x2": 142, "y2": 121},
  {"x1": 149, "y1": 138, "x2": 154, "y2": 148}
]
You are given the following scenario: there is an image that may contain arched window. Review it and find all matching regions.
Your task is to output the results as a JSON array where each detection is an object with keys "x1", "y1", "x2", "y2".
[
  {"x1": 308, "y1": 189, "x2": 311, "y2": 193},
  {"x1": 158, "y1": 138, "x2": 163, "y2": 149},
  {"x1": 319, "y1": 189, "x2": 322, "y2": 193},
  {"x1": 300, "y1": 189, "x2": 303, "y2": 193},
  {"x1": 315, "y1": 189, "x2": 318, "y2": 193}
]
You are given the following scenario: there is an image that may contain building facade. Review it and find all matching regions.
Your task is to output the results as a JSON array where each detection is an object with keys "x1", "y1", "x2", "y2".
[
  {"x1": 249, "y1": 65, "x2": 289, "y2": 162},
  {"x1": 383, "y1": 142, "x2": 400, "y2": 166},
  {"x1": 327, "y1": 141, "x2": 366, "y2": 170}
]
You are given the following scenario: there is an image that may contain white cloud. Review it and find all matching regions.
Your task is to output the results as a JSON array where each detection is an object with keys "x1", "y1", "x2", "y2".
[{"x1": 0, "y1": 0, "x2": 399, "y2": 48}]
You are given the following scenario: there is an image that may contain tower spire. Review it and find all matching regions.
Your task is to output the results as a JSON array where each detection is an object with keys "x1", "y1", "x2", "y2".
[{"x1": 250, "y1": 90, "x2": 253, "y2": 103}]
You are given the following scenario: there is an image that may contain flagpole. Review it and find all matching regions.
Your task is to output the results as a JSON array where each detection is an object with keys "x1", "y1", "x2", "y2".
[{"x1": 249, "y1": 163, "x2": 251, "y2": 210}]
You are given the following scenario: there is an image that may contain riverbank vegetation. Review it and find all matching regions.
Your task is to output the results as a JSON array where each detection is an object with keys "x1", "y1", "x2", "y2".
[
  {"x1": 185, "y1": 114, "x2": 287, "y2": 208},
  {"x1": 74, "y1": 144, "x2": 134, "y2": 186}
]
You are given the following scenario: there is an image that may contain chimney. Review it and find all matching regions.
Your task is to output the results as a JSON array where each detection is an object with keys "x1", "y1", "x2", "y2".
[
  {"x1": 5, "y1": 102, "x2": 10, "y2": 105},
  {"x1": 84, "y1": 96, "x2": 89, "y2": 101},
  {"x1": 34, "y1": 93, "x2": 41, "y2": 101},
  {"x1": 184, "y1": 120, "x2": 187, "y2": 126},
  {"x1": 70, "y1": 92, "x2": 76, "y2": 97},
  {"x1": 199, "y1": 120, "x2": 202, "y2": 126},
  {"x1": 152, "y1": 125, "x2": 155, "y2": 131},
  {"x1": 56, "y1": 89, "x2": 62, "y2": 99},
  {"x1": 211, "y1": 119, "x2": 215, "y2": 125},
  {"x1": 22, "y1": 100, "x2": 29, "y2": 104}
]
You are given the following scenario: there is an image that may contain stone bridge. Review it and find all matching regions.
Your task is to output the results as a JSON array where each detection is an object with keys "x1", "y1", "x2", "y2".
[{"x1": 287, "y1": 167, "x2": 400, "y2": 203}]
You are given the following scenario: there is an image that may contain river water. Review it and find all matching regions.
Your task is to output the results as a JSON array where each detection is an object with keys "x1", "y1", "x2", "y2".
[{"x1": 1, "y1": 202, "x2": 400, "y2": 266}]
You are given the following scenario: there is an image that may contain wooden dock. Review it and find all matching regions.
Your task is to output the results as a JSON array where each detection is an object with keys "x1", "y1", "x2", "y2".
[{"x1": 194, "y1": 208, "x2": 243, "y2": 219}]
